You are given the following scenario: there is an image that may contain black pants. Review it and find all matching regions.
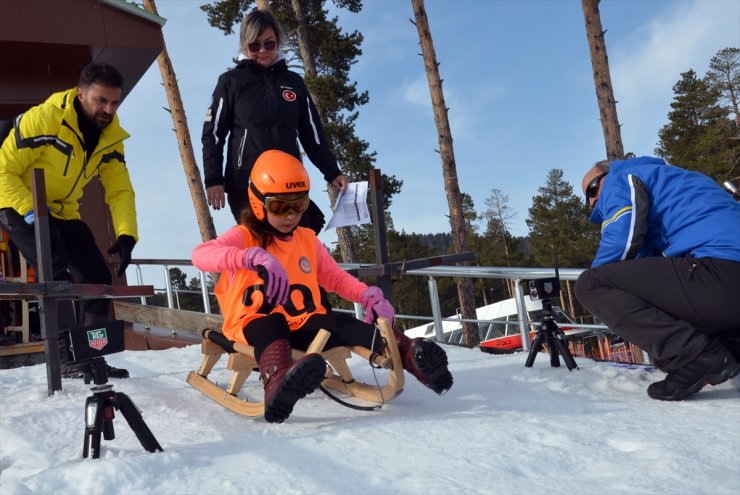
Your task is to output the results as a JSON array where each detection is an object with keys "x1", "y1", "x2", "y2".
[
  {"x1": 243, "y1": 312, "x2": 382, "y2": 362},
  {"x1": 574, "y1": 256, "x2": 740, "y2": 370},
  {"x1": 0, "y1": 208, "x2": 111, "y2": 324},
  {"x1": 227, "y1": 189, "x2": 326, "y2": 234}
]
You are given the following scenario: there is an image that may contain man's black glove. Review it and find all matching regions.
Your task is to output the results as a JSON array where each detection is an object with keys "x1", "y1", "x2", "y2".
[{"x1": 107, "y1": 235, "x2": 136, "y2": 277}]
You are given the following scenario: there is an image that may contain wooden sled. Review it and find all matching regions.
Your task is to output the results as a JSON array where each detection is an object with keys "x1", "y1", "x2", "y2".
[{"x1": 186, "y1": 318, "x2": 404, "y2": 418}]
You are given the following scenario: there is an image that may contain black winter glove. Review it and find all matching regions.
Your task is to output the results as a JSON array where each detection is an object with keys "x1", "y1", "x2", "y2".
[{"x1": 108, "y1": 235, "x2": 136, "y2": 277}]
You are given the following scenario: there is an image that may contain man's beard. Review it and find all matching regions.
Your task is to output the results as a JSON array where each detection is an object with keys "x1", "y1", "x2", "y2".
[{"x1": 91, "y1": 113, "x2": 112, "y2": 130}]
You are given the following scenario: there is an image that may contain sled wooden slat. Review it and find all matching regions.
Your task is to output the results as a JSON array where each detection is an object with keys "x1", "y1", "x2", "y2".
[
  {"x1": 351, "y1": 345, "x2": 392, "y2": 369},
  {"x1": 186, "y1": 372, "x2": 265, "y2": 417},
  {"x1": 187, "y1": 329, "x2": 331, "y2": 418},
  {"x1": 321, "y1": 319, "x2": 404, "y2": 403},
  {"x1": 186, "y1": 319, "x2": 404, "y2": 419},
  {"x1": 225, "y1": 353, "x2": 255, "y2": 395},
  {"x1": 196, "y1": 339, "x2": 224, "y2": 376}
]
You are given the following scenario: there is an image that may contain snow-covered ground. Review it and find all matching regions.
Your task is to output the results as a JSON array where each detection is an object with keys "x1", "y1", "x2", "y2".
[{"x1": 1, "y1": 344, "x2": 739, "y2": 494}]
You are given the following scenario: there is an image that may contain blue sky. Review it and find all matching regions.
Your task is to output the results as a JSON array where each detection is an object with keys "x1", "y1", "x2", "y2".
[{"x1": 117, "y1": 0, "x2": 740, "y2": 277}]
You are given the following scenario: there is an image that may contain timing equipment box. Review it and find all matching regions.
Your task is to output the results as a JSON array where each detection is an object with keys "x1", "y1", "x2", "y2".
[
  {"x1": 527, "y1": 277, "x2": 561, "y2": 300},
  {"x1": 62, "y1": 320, "x2": 125, "y2": 362}
]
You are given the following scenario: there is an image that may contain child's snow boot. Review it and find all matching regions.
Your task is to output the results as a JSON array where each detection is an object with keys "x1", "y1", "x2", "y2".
[
  {"x1": 393, "y1": 329, "x2": 453, "y2": 395},
  {"x1": 258, "y1": 339, "x2": 326, "y2": 423}
]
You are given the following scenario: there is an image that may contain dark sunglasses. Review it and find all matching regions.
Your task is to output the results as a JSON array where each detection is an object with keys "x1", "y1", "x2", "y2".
[
  {"x1": 247, "y1": 40, "x2": 277, "y2": 53},
  {"x1": 264, "y1": 195, "x2": 310, "y2": 217},
  {"x1": 585, "y1": 172, "x2": 608, "y2": 205}
]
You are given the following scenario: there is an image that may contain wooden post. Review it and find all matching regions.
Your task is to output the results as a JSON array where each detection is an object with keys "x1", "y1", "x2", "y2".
[
  {"x1": 411, "y1": 0, "x2": 479, "y2": 346},
  {"x1": 31, "y1": 170, "x2": 62, "y2": 395},
  {"x1": 369, "y1": 168, "x2": 392, "y2": 301},
  {"x1": 142, "y1": 0, "x2": 217, "y2": 243},
  {"x1": 582, "y1": 0, "x2": 625, "y2": 160}
]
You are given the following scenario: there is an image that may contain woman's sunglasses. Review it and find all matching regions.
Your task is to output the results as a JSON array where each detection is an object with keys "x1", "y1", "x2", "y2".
[
  {"x1": 265, "y1": 195, "x2": 309, "y2": 217},
  {"x1": 247, "y1": 40, "x2": 277, "y2": 53},
  {"x1": 585, "y1": 172, "x2": 608, "y2": 206}
]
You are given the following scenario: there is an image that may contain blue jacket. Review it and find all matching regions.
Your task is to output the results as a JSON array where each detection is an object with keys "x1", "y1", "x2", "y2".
[{"x1": 590, "y1": 156, "x2": 740, "y2": 267}]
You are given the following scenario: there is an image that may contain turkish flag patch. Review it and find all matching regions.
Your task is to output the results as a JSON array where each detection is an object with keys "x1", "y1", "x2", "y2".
[{"x1": 282, "y1": 90, "x2": 297, "y2": 102}]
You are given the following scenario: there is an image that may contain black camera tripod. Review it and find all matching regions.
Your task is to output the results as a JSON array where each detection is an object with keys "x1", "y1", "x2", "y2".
[
  {"x1": 524, "y1": 298, "x2": 578, "y2": 371},
  {"x1": 82, "y1": 358, "x2": 163, "y2": 459}
]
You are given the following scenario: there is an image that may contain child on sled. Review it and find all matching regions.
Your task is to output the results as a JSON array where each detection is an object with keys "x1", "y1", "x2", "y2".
[{"x1": 191, "y1": 150, "x2": 453, "y2": 423}]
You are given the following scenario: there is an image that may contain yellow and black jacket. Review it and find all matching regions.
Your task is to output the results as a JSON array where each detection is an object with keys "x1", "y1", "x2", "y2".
[{"x1": 0, "y1": 88, "x2": 137, "y2": 240}]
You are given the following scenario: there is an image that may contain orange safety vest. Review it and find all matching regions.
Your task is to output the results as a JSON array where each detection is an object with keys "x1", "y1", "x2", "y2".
[{"x1": 215, "y1": 225, "x2": 328, "y2": 344}]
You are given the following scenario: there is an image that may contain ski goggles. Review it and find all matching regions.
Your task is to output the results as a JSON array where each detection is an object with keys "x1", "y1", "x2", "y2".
[{"x1": 264, "y1": 195, "x2": 310, "y2": 217}]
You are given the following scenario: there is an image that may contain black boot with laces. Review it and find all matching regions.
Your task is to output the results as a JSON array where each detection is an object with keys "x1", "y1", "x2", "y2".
[{"x1": 647, "y1": 341, "x2": 740, "y2": 401}]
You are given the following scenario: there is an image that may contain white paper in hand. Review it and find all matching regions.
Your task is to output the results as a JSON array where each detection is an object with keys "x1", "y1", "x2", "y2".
[{"x1": 325, "y1": 181, "x2": 371, "y2": 230}]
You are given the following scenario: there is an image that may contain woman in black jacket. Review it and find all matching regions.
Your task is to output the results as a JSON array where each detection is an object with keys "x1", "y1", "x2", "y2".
[{"x1": 201, "y1": 9, "x2": 348, "y2": 232}]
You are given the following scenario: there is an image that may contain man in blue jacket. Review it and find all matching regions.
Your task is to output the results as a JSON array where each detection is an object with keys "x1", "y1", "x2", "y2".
[{"x1": 574, "y1": 156, "x2": 740, "y2": 401}]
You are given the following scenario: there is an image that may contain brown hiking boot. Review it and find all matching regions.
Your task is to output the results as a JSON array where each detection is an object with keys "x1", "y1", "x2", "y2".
[
  {"x1": 394, "y1": 330, "x2": 453, "y2": 395},
  {"x1": 258, "y1": 339, "x2": 326, "y2": 423}
]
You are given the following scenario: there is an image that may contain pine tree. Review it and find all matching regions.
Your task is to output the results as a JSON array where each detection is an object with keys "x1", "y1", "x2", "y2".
[
  {"x1": 706, "y1": 47, "x2": 740, "y2": 184},
  {"x1": 476, "y1": 189, "x2": 526, "y2": 301},
  {"x1": 526, "y1": 169, "x2": 598, "y2": 318},
  {"x1": 481, "y1": 189, "x2": 517, "y2": 260},
  {"x1": 385, "y1": 230, "x2": 437, "y2": 329},
  {"x1": 526, "y1": 169, "x2": 599, "y2": 269},
  {"x1": 655, "y1": 69, "x2": 737, "y2": 182},
  {"x1": 706, "y1": 47, "x2": 740, "y2": 129}
]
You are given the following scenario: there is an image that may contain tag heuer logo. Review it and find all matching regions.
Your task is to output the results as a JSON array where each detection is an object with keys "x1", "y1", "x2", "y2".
[{"x1": 87, "y1": 328, "x2": 108, "y2": 351}]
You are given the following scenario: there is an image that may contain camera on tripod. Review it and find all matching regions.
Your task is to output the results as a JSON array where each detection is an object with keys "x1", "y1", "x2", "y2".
[
  {"x1": 61, "y1": 320, "x2": 163, "y2": 459},
  {"x1": 61, "y1": 320, "x2": 125, "y2": 385},
  {"x1": 527, "y1": 277, "x2": 560, "y2": 301},
  {"x1": 524, "y1": 275, "x2": 578, "y2": 371}
]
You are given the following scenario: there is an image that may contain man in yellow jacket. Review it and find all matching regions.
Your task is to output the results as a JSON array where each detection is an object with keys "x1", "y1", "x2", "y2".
[{"x1": 0, "y1": 62, "x2": 138, "y2": 378}]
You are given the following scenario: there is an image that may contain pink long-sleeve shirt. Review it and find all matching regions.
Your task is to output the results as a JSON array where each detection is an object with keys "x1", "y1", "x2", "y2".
[{"x1": 192, "y1": 225, "x2": 369, "y2": 305}]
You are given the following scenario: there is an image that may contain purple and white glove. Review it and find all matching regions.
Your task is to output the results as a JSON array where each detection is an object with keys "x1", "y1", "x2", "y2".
[
  {"x1": 243, "y1": 247, "x2": 289, "y2": 307},
  {"x1": 360, "y1": 286, "x2": 396, "y2": 327}
]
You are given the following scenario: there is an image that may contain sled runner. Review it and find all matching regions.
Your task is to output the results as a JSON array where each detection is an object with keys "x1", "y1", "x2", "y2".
[{"x1": 186, "y1": 318, "x2": 404, "y2": 418}]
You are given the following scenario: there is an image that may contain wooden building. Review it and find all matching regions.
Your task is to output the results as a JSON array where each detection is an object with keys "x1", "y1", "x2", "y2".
[
  {"x1": 1, "y1": 0, "x2": 165, "y2": 121},
  {"x1": 0, "y1": 0, "x2": 165, "y2": 358},
  {"x1": 0, "y1": 0, "x2": 164, "y2": 278}
]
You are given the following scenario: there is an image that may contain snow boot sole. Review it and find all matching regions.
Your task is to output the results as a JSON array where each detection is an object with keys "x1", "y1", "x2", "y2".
[
  {"x1": 647, "y1": 360, "x2": 740, "y2": 401},
  {"x1": 412, "y1": 340, "x2": 453, "y2": 395},
  {"x1": 264, "y1": 354, "x2": 326, "y2": 423}
]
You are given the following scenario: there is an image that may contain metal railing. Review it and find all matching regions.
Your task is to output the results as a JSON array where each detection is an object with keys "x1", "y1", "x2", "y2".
[
  {"x1": 404, "y1": 266, "x2": 586, "y2": 351},
  {"x1": 132, "y1": 259, "x2": 211, "y2": 313},
  {"x1": 129, "y1": 258, "x2": 614, "y2": 353}
]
